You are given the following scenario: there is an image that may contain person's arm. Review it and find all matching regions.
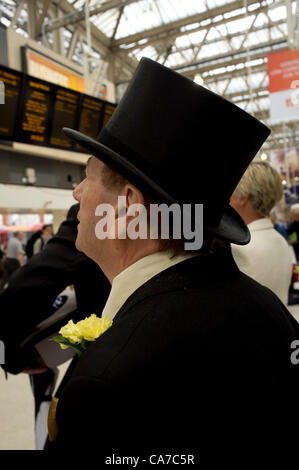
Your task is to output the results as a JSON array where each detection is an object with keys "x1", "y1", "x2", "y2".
[
  {"x1": 18, "y1": 252, "x2": 24, "y2": 266},
  {"x1": 14, "y1": 239, "x2": 25, "y2": 266}
]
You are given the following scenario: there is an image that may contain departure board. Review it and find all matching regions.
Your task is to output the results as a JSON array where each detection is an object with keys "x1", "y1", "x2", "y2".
[
  {"x1": 0, "y1": 67, "x2": 22, "y2": 139},
  {"x1": 102, "y1": 103, "x2": 116, "y2": 127},
  {"x1": 17, "y1": 76, "x2": 53, "y2": 145},
  {"x1": 0, "y1": 64, "x2": 117, "y2": 151},
  {"x1": 50, "y1": 88, "x2": 80, "y2": 148},
  {"x1": 78, "y1": 96, "x2": 105, "y2": 138}
]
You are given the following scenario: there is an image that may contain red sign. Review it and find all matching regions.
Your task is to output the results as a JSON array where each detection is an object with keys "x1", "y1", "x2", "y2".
[{"x1": 267, "y1": 49, "x2": 299, "y2": 93}]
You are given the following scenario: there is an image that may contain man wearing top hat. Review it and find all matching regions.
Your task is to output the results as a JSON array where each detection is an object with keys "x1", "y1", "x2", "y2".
[{"x1": 53, "y1": 58, "x2": 298, "y2": 464}]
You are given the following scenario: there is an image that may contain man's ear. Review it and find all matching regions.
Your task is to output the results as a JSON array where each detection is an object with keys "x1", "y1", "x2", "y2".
[
  {"x1": 113, "y1": 184, "x2": 146, "y2": 238},
  {"x1": 114, "y1": 184, "x2": 145, "y2": 217},
  {"x1": 239, "y1": 193, "x2": 250, "y2": 206},
  {"x1": 125, "y1": 184, "x2": 146, "y2": 208}
]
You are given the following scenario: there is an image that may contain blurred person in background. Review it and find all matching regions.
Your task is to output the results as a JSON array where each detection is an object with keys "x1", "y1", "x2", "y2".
[
  {"x1": 33, "y1": 224, "x2": 53, "y2": 255},
  {"x1": 287, "y1": 203, "x2": 299, "y2": 261},
  {"x1": 270, "y1": 209, "x2": 289, "y2": 241},
  {"x1": 230, "y1": 161, "x2": 293, "y2": 305},
  {"x1": 25, "y1": 224, "x2": 53, "y2": 260},
  {"x1": 0, "y1": 231, "x2": 25, "y2": 292}
]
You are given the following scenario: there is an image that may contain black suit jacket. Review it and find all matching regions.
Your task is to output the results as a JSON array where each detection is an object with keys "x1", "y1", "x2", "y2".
[
  {"x1": 55, "y1": 246, "x2": 298, "y2": 464},
  {"x1": 0, "y1": 204, "x2": 110, "y2": 374}
]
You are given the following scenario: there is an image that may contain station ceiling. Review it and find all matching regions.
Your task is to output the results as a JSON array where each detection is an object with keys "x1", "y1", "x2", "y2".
[{"x1": 1, "y1": 0, "x2": 298, "y2": 152}]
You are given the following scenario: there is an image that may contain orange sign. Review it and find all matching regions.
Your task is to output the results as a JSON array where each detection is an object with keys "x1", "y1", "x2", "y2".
[
  {"x1": 267, "y1": 49, "x2": 299, "y2": 93},
  {"x1": 27, "y1": 49, "x2": 85, "y2": 93}
]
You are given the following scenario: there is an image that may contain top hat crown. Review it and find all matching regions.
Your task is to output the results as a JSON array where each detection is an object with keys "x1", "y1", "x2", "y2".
[{"x1": 63, "y1": 57, "x2": 270, "y2": 245}]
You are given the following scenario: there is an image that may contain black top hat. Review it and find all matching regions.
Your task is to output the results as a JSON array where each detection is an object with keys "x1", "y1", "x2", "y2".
[{"x1": 63, "y1": 58, "x2": 270, "y2": 245}]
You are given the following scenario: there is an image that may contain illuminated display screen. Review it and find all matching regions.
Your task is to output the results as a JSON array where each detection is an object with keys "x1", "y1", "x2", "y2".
[
  {"x1": 102, "y1": 103, "x2": 116, "y2": 127},
  {"x1": 0, "y1": 67, "x2": 22, "y2": 139},
  {"x1": 50, "y1": 88, "x2": 80, "y2": 148},
  {"x1": 78, "y1": 95, "x2": 104, "y2": 137},
  {"x1": 0, "y1": 64, "x2": 117, "y2": 151},
  {"x1": 17, "y1": 76, "x2": 53, "y2": 145}
]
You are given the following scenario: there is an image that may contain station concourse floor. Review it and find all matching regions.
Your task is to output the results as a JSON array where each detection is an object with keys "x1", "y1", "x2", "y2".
[{"x1": 0, "y1": 306, "x2": 299, "y2": 450}]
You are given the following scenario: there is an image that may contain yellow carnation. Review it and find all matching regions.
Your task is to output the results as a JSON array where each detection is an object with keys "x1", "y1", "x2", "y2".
[
  {"x1": 59, "y1": 319, "x2": 82, "y2": 344},
  {"x1": 76, "y1": 314, "x2": 112, "y2": 342}
]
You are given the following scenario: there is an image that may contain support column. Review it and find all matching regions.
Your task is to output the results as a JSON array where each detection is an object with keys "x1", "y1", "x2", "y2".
[{"x1": 27, "y1": 0, "x2": 37, "y2": 40}]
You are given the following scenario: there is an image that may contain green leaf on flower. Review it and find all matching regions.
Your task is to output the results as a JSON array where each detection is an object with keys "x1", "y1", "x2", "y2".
[
  {"x1": 81, "y1": 338, "x2": 92, "y2": 350},
  {"x1": 50, "y1": 335, "x2": 72, "y2": 346},
  {"x1": 50, "y1": 335, "x2": 86, "y2": 357}
]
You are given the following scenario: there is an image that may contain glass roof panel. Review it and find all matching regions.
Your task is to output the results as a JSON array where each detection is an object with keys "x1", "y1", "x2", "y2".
[{"x1": 0, "y1": 0, "x2": 293, "y2": 143}]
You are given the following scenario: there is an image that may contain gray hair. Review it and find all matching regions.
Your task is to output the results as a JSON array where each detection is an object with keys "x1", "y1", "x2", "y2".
[{"x1": 234, "y1": 161, "x2": 283, "y2": 217}]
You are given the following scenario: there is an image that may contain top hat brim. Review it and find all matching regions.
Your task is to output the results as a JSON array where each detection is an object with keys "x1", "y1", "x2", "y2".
[{"x1": 63, "y1": 127, "x2": 250, "y2": 246}]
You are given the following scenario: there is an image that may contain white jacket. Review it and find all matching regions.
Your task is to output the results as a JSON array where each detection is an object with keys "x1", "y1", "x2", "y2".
[{"x1": 231, "y1": 218, "x2": 294, "y2": 305}]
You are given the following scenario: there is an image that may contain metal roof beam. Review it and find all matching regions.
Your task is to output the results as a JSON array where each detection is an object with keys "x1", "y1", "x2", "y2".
[
  {"x1": 113, "y1": 0, "x2": 264, "y2": 47},
  {"x1": 45, "y1": 0, "x2": 141, "y2": 32},
  {"x1": 203, "y1": 63, "x2": 267, "y2": 83},
  {"x1": 51, "y1": 0, "x2": 138, "y2": 76},
  {"x1": 35, "y1": 0, "x2": 53, "y2": 38},
  {"x1": 227, "y1": 86, "x2": 268, "y2": 102},
  {"x1": 115, "y1": 39, "x2": 286, "y2": 85},
  {"x1": 169, "y1": 19, "x2": 286, "y2": 55},
  {"x1": 115, "y1": 2, "x2": 278, "y2": 54},
  {"x1": 66, "y1": 27, "x2": 79, "y2": 60},
  {"x1": 45, "y1": 0, "x2": 110, "y2": 50},
  {"x1": 177, "y1": 39, "x2": 287, "y2": 77},
  {"x1": 110, "y1": 5, "x2": 124, "y2": 43},
  {"x1": 9, "y1": 0, "x2": 26, "y2": 28}
]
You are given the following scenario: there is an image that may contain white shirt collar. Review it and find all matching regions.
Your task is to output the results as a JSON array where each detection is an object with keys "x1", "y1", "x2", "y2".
[
  {"x1": 248, "y1": 218, "x2": 273, "y2": 231},
  {"x1": 101, "y1": 250, "x2": 198, "y2": 321}
]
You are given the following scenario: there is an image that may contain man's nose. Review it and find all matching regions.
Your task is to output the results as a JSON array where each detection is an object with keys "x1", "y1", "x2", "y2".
[{"x1": 73, "y1": 181, "x2": 82, "y2": 201}]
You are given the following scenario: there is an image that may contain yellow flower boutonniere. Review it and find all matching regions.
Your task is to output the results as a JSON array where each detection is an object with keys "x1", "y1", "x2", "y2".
[{"x1": 51, "y1": 314, "x2": 112, "y2": 357}]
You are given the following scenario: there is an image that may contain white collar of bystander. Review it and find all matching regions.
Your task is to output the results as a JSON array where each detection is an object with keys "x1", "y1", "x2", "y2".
[{"x1": 248, "y1": 218, "x2": 273, "y2": 232}]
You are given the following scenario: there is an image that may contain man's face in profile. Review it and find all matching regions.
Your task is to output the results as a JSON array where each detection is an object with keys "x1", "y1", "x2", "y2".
[{"x1": 72, "y1": 157, "x2": 118, "y2": 263}]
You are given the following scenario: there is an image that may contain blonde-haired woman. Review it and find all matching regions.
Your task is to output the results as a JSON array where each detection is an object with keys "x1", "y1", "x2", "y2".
[{"x1": 230, "y1": 161, "x2": 293, "y2": 305}]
